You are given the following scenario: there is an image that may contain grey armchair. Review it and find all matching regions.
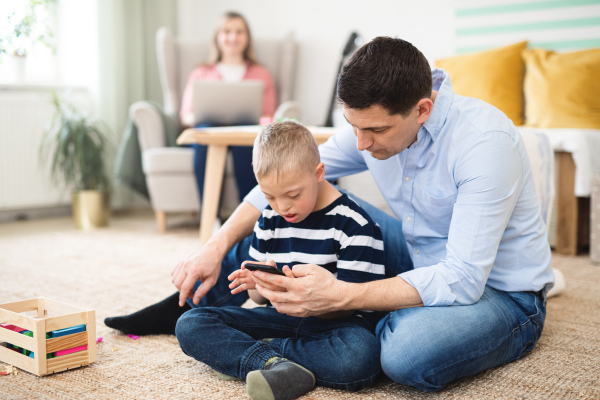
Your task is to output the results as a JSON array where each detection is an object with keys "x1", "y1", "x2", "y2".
[{"x1": 130, "y1": 27, "x2": 300, "y2": 233}]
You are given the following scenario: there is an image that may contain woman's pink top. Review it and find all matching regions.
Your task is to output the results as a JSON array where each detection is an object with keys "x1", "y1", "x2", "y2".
[{"x1": 179, "y1": 62, "x2": 277, "y2": 121}]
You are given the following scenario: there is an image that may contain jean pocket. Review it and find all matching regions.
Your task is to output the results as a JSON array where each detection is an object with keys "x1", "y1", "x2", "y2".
[{"x1": 506, "y1": 291, "x2": 546, "y2": 355}]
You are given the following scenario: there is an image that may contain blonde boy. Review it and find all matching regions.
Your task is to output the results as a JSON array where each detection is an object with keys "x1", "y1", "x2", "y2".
[{"x1": 176, "y1": 120, "x2": 385, "y2": 400}]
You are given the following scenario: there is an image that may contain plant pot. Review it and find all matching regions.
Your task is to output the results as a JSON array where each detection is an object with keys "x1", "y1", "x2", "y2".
[{"x1": 71, "y1": 190, "x2": 110, "y2": 230}]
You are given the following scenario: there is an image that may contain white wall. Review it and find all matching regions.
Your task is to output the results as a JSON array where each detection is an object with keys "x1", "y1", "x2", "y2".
[{"x1": 177, "y1": 0, "x2": 456, "y2": 125}]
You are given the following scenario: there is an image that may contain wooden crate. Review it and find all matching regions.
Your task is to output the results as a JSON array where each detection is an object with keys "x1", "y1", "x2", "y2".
[{"x1": 0, "y1": 298, "x2": 96, "y2": 376}]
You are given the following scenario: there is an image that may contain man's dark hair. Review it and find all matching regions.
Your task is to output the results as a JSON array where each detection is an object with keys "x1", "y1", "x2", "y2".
[{"x1": 337, "y1": 37, "x2": 432, "y2": 117}]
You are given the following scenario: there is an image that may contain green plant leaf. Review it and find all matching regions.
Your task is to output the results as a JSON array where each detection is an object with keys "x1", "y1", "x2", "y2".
[{"x1": 40, "y1": 91, "x2": 112, "y2": 192}]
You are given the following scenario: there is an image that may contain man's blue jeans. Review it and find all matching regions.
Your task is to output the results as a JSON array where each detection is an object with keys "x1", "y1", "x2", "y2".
[
  {"x1": 176, "y1": 306, "x2": 381, "y2": 390},
  {"x1": 184, "y1": 194, "x2": 547, "y2": 391}
]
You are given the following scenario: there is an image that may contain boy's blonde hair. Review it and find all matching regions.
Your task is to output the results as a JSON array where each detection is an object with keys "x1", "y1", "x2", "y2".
[{"x1": 253, "y1": 120, "x2": 320, "y2": 180}]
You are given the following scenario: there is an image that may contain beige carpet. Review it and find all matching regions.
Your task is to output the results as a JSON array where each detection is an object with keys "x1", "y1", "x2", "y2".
[{"x1": 0, "y1": 215, "x2": 599, "y2": 399}]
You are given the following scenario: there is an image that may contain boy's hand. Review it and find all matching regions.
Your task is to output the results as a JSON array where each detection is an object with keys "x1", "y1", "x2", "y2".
[
  {"x1": 228, "y1": 260, "x2": 289, "y2": 294},
  {"x1": 228, "y1": 262, "x2": 256, "y2": 294}
]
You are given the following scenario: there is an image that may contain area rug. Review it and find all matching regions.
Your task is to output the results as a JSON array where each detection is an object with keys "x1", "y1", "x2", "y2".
[{"x1": 0, "y1": 219, "x2": 598, "y2": 399}]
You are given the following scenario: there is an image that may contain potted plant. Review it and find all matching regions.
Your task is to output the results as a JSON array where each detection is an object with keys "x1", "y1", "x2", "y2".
[
  {"x1": 0, "y1": 0, "x2": 56, "y2": 80},
  {"x1": 40, "y1": 91, "x2": 112, "y2": 230}
]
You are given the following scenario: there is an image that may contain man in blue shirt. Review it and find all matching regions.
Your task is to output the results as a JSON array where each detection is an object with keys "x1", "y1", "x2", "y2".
[{"x1": 110, "y1": 37, "x2": 554, "y2": 391}]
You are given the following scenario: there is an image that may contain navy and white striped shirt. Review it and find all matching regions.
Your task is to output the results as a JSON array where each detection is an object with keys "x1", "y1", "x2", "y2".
[{"x1": 250, "y1": 193, "x2": 385, "y2": 284}]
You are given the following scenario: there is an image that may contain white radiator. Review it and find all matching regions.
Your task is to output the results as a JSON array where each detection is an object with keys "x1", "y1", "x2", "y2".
[{"x1": 0, "y1": 85, "x2": 93, "y2": 212}]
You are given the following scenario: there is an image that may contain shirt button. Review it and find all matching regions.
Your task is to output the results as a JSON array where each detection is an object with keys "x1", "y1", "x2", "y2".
[
  {"x1": 406, "y1": 216, "x2": 411, "y2": 222},
  {"x1": 404, "y1": 176, "x2": 410, "y2": 182},
  {"x1": 415, "y1": 249, "x2": 421, "y2": 254}
]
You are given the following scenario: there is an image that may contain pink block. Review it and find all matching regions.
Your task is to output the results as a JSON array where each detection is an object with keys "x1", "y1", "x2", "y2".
[
  {"x1": 55, "y1": 345, "x2": 87, "y2": 357},
  {"x1": 1, "y1": 324, "x2": 26, "y2": 333}
]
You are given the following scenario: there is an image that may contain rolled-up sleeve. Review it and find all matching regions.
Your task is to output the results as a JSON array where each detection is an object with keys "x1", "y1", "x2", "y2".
[{"x1": 400, "y1": 130, "x2": 524, "y2": 306}]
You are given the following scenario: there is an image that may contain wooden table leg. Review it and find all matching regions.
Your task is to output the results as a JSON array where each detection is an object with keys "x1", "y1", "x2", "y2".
[
  {"x1": 199, "y1": 144, "x2": 228, "y2": 245},
  {"x1": 555, "y1": 152, "x2": 578, "y2": 254}
]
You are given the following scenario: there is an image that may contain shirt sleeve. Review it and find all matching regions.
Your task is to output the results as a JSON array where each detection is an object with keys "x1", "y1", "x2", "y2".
[
  {"x1": 319, "y1": 124, "x2": 370, "y2": 180},
  {"x1": 400, "y1": 130, "x2": 524, "y2": 306},
  {"x1": 260, "y1": 69, "x2": 277, "y2": 117},
  {"x1": 179, "y1": 68, "x2": 202, "y2": 120}
]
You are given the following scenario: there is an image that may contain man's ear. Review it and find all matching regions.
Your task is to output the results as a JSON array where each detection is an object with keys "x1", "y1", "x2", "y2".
[
  {"x1": 416, "y1": 98, "x2": 433, "y2": 124},
  {"x1": 315, "y1": 162, "x2": 325, "y2": 182}
]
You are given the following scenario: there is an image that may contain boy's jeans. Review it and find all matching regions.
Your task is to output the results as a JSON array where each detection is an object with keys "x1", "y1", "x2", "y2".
[
  {"x1": 185, "y1": 194, "x2": 547, "y2": 391},
  {"x1": 176, "y1": 306, "x2": 381, "y2": 391}
]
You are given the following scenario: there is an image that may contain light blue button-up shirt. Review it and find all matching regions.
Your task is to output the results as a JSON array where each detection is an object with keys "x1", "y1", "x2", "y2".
[{"x1": 245, "y1": 69, "x2": 554, "y2": 306}]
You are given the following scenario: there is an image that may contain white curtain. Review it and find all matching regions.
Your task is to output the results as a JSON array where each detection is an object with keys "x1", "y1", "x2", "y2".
[{"x1": 94, "y1": 0, "x2": 178, "y2": 208}]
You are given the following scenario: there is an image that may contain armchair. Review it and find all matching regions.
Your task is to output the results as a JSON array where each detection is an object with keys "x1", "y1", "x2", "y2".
[{"x1": 130, "y1": 27, "x2": 300, "y2": 233}]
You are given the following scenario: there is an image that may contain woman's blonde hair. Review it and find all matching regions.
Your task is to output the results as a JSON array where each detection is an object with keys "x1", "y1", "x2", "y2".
[
  {"x1": 253, "y1": 120, "x2": 321, "y2": 180},
  {"x1": 207, "y1": 11, "x2": 257, "y2": 65}
]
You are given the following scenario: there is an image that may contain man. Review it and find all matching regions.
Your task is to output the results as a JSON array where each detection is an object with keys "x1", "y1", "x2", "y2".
[{"x1": 116, "y1": 37, "x2": 554, "y2": 391}]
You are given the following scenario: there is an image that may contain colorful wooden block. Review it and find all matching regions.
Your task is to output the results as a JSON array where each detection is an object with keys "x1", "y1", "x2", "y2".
[
  {"x1": 51, "y1": 324, "x2": 86, "y2": 338},
  {"x1": 55, "y1": 345, "x2": 87, "y2": 357},
  {"x1": 1, "y1": 324, "x2": 27, "y2": 333}
]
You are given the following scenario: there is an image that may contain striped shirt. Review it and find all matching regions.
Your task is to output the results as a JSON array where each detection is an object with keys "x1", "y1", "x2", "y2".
[{"x1": 250, "y1": 193, "x2": 385, "y2": 284}]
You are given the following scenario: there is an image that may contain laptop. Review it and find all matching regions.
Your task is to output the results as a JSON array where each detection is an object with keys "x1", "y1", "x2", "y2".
[{"x1": 192, "y1": 80, "x2": 264, "y2": 126}]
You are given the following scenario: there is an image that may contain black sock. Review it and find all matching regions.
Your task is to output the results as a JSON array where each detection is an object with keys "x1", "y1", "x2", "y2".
[{"x1": 104, "y1": 292, "x2": 191, "y2": 335}]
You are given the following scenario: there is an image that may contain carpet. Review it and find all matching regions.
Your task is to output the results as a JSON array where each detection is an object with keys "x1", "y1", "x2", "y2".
[{"x1": 0, "y1": 219, "x2": 599, "y2": 399}]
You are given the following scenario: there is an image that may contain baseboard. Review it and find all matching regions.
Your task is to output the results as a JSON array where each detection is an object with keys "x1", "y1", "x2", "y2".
[{"x1": 0, "y1": 205, "x2": 72, "y2": 223}]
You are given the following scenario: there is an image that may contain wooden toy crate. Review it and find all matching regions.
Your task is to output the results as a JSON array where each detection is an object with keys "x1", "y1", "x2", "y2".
[{"x1": 0, "y1": 298, "x2": 96, "y2": 376}]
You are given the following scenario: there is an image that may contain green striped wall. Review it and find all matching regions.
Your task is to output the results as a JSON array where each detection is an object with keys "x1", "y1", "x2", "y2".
[{"x1": 455, "y1": 0, "x2": 600, "y2": 54}]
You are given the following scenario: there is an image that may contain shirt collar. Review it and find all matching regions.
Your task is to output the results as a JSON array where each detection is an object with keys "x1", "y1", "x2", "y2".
[{"x1": 421, "y1": 68, "x2": 454, "y2": 142}]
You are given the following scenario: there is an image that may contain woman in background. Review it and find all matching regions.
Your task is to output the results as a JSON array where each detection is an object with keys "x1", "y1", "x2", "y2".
[{"x1": 180, "y1": 11, "x2": 277, "y2": 205}]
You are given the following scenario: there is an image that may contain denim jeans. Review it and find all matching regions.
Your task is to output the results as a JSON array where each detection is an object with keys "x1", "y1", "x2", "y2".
[
  {"x1": 183, "y1": 193, "x2": 547, "y2": 391},
  {"x1": 176, "y1": 306, "x2": 381, "y2": 391}
]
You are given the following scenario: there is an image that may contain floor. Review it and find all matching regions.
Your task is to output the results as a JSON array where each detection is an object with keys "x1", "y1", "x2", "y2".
[{"x1": 0, "y1": 208, "x2": 199, "y2": 239}]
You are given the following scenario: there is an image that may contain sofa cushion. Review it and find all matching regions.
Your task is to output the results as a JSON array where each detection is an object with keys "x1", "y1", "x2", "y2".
[
  {"x1": 436, "y1": 41, "x2": 527, "y2": 126},
  {"x1": 522, "y1": 47, "x2": 600, "y2": 129}
]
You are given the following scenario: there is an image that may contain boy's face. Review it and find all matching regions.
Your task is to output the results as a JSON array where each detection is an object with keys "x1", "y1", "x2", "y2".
[{"x1": 258, "y1": 164, "x2": 324, "y2": 224}]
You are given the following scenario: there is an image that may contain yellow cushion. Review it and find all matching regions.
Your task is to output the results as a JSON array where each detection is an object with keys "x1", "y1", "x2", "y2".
[
  {"x1": 436, "y1": 41, "x2": 527, "y2": 126},
  {"x1": 522, "y1": 47, "x2": 600, "y2": 129}
]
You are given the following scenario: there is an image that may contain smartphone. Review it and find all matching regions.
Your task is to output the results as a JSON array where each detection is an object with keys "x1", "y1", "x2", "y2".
[{"x1": 244, "y1": 262, "x2": 285, "y2": 276}]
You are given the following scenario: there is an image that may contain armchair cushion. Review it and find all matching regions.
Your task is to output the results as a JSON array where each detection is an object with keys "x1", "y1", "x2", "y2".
[
  {"x1": 115, "y1": 101, "x2": 180, "y2": 199},
  {"x1": 142, "y1": 147, "x2": 195, "y2": 174}
]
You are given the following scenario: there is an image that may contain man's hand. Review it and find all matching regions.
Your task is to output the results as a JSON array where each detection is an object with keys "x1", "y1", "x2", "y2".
[
  {"x1": 171, "y1": 201, "x2": 262, "y2": 307},
  {"x1": 171, "y1": 241, "x2": 224, "y2": 307},
  {"x1": 253, "y1": 264, "x2": 347, "y2": 317}
]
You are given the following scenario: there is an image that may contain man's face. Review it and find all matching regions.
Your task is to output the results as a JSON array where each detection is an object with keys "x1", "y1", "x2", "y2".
[{"x1": 343, "y1": 104, "x2": 423, "y2": 160}]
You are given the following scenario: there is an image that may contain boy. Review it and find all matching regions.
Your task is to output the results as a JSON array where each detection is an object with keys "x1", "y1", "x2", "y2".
[{"x1": 175, "y1": 120, "x2": 385, "y2": 400}]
